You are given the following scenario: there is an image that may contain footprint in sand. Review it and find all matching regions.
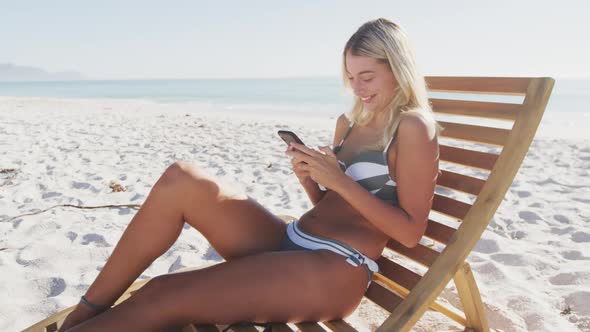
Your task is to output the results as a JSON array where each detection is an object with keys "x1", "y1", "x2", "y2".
[
  {"x1": 473, "y1": 261, "x2": 506, "y2": 281},
  {"x1": 519, "y1": 210, "x2": 542, "y2": 224},
  {"x1": 12, "y1": 218, "x2": 23, "y2": 229},
  {"x1": 473, "y1": 238, "x2": 500, "y2": 254},
  {"x1": 491, "y1": 253, "x2": 528, "y2": 266},
  {"x1": 168, "y1": 256, "x2": 186, "y2": 273},
  {"x1": 203, "y1": 246, "x2": 222, "y2": 261},
  {"x1": 516, "y1": 191, "x2": 531, "y2": 198},
  {"x1": 523, "y1": 313, "x2": 545, "y2": 331},
  {"x1": 81, "y1": 234, "x2": 111, "y2": 247},
  {"x1": 118, "y1": 208, "x2": 133, "y2": 215},
  {"x1": 551, "y1": 226, "x2": 575, "y2": 235},
  {"x1": 70, "y1": 180, "x2": 89, "y2": 190},
  {"x1": 66, "y1": 231, "x2": 78, "y2": 242},
  {"x1": 564, "y1": 291, "x2": 590, "y2": 315},
  {"x1": 554, "y1": 214, "x2": 570, "y2": 224},
  {"x1": 42, "y1": 191, "x2": 62, "y2": 199},
  {"x1": 549, "y1": 271, "x2": 590, "y2": 286},
  {"x1": 561, "y1": 250, "x2": 590, "y2": 260},
  {"x1": 571, "y1": 231, "x2": 590, "y2": 243},
  {"x1": 510, "y1": 230, "x2": 527, "y2": 240},
  {"x1": 16, "y1": 247, "x2": 43, "y2": 267},
  {"x1": 34, "y1": 277, "x2": 66, "y2": 297}
]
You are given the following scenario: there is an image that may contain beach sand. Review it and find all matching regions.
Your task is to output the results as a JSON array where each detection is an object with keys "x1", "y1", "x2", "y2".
[{"x1": 1, "y1": 97, "x2": 589, "y2": 331}]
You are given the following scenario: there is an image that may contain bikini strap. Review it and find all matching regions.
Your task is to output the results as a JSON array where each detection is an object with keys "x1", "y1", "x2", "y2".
[
  {"x1": 384, "y1": 133, "x2": 396, "y2": 153},
  {"x1": 333, "y1": 121, "x2": 354, "y2": 154}
]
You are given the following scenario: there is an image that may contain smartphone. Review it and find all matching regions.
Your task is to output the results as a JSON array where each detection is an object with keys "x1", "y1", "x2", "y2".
[{"x1": 278, "y1": 130, "x2": 305, "y2": 146}]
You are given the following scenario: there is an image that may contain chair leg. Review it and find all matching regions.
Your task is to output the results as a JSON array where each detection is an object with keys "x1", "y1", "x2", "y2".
[{"x1": 453, "y1": 262, "x2": 490, "y2": 332}]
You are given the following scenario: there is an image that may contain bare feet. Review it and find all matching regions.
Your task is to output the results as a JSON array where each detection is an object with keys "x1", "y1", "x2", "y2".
[{"x1": 57, "y1": 303, "x2": 106, "y2": 332}]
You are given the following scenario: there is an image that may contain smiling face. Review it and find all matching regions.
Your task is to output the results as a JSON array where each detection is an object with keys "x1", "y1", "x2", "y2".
[{"x1": 345, "y1": 50, "x2": 399, "y2": 114}]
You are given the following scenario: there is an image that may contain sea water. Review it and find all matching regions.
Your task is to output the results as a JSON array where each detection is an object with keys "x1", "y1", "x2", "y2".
[{"x1": 0, "y1": 77, "x2": 587, "y2": 117}]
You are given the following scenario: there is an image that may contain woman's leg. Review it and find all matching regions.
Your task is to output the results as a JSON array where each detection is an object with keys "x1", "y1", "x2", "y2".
[
  {"x1": 59, "y1": 162, "x2": 287, "y2": 330},
  {"x1": 67, "y1": 250, "x2": 369, "y2": 331}
]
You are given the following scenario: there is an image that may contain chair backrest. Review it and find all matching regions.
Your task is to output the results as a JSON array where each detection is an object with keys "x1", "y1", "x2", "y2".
[{"x1": 368, "y1": 77, "x2": 554, "y2": 331}]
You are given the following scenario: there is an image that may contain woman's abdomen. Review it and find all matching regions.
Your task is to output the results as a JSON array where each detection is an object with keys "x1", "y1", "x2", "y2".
[{"x1": 297, "y1": 191, "x2": 389, "y2": 259}]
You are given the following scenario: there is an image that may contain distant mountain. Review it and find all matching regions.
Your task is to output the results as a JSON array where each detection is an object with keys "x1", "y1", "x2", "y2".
[{"x1": 0, "y1": 63, "x2": 86, "y2": 81}]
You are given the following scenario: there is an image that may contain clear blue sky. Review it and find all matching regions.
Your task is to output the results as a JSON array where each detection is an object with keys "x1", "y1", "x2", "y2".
[{"x1": 1, "y1": 0, "x2": 588, "y2": 79}]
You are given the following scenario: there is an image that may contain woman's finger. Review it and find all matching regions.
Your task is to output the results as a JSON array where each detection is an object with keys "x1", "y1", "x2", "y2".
[
  {"x1": 299, "y1": 163, "x2": 312, "y2": 173},
  {"x1": 318, "y1": 146, "x2": 337, "y2": 158},
  {"x1": 290, "y1": 143, "x2": 322, "y2": 158},
  {"x1": 287, "y1": 149, "x2": 316, "y2": 165}
]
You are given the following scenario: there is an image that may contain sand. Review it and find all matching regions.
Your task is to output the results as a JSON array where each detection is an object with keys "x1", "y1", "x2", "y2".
[{"x1": 0, "y1": 97, "x2": 588, "y2": 331}]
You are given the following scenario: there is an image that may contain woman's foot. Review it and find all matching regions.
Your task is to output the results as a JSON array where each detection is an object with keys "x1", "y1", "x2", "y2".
[{"x1": 57, "y1": 301, "x2": 107, "y2": 331}]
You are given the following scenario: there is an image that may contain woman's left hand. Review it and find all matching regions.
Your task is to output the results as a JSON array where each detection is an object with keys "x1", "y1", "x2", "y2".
[{"x1": 286, "y1": 142, "x2": 349, "y2": 191}]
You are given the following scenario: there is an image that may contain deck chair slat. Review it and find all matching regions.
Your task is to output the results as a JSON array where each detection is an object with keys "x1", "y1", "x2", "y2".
[
  {"x1": 323, "y1": 320, "x2": 359, "y2": 332},
  {"x1": 439, "y1": 144, "x2": 499, "y2": 170},
  {"x1": 438, "y1": 121, "x2": 511, "y2": 146},
  {"x1": 424, "y1": 219, "x2": 456, "y2": 244},
  {"x1": 386, "y1": 241, "x2": 439, "y2": 267},
  {"x1": 431, "y1": 98, "x2": 521, "y2": 121},
  {"x1": 426, "y1": 76, "x2": 531, "y2": 95},
  {"x1": 432, "y1": 194, "x2": 471, "y2": 220},
  {"x1": 437, "y1": 170, "x2": 486, "y2": 196},
  {"x1": 365, "y1": 282, "x2": 404, "y2": 312},
  {"x1": 45, "y1": 322, "x2": 58, "y2": 332},
  {"x1": 376, "y1": 257, "x2": 422, "y2": 290}
]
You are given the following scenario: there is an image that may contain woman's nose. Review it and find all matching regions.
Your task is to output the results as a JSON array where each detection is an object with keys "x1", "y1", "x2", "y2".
[{"x1": 351, "y1": 81, "x2": 363, "y2": 96}]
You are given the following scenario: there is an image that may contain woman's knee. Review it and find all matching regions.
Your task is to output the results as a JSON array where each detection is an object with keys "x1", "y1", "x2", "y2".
[{"x1": 157, "y1": 162, "x2": 215, "y2": 192}]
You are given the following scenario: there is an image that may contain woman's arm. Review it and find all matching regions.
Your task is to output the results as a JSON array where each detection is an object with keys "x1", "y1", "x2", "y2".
[
  {"x1": 335, "y1": 113, "x2": 439, "y2": 247},
  {"x1": 298, "y1": 177, "x2": 325, "y2": 206},
  {"x1": 289, "y1": 114, "x2": 350, "y2": 206}
]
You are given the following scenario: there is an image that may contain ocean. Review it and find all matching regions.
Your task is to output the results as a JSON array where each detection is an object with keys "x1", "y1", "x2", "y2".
[{"x1": 0, "y1": 77, "x2": 587, "y2": 116}]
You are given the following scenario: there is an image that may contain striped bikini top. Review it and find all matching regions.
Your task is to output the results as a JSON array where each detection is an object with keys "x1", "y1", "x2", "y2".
[{"x1": 334, "y1": 122, "x2": 399, "y2": 204}]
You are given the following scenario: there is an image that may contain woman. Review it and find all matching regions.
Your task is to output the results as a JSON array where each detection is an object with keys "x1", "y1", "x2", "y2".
[{"x1": 59, "y1": 18, "x2": 439, "y2": 331}]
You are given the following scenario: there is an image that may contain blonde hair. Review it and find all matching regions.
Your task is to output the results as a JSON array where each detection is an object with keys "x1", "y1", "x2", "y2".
[{"x1": 342, "y1": 18, "x2": 437, "y2": 149}]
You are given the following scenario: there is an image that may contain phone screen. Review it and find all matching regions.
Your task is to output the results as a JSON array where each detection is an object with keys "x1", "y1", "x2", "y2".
[{"x1": 278, "y1": 130, "x2": 305, "y2": 146}]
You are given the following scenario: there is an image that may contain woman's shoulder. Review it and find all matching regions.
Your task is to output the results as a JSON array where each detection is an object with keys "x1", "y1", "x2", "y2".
[
  {"x1": 334, "y1": 113, "x2": 352, "y2": 133},
  {"x1": 336, "y1": 113, "x2": 352, "y2": 127},
  {"x1": 398, "y1": 109, "x2": 438, "y2": 140}
]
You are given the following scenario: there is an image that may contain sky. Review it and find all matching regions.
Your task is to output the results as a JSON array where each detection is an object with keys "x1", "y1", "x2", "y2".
[{"x1": 1, "y1": 0, "x2": 588, "y2": 79}]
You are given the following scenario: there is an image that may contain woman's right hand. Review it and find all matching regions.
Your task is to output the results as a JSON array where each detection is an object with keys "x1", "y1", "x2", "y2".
[{"x1": 287, "y1": 145, "x2": 315, "y2": 184}]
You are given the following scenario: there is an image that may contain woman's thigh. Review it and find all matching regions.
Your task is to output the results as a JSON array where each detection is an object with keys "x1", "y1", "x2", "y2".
[
  {"x1": 161, "y1": 162, "x2": 288, "y2": 259},
  {"x1": 135, "y1": 250, "x2": 369, "y2": 327}
]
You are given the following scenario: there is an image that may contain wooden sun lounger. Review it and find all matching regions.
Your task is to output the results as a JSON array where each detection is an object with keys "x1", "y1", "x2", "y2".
[{"x1": 23, "y1": 76, "x2": 554, "y2": 332}]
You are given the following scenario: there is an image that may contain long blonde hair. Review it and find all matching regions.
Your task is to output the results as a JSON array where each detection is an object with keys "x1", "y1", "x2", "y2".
[{"x1": 342, "y1": 18, "x2": 436, "y2": 149}]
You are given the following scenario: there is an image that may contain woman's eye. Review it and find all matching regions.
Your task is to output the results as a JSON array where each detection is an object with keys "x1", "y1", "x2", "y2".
[{"x1": 363, "y1": 78, "x2": 373, "y2": 83}]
